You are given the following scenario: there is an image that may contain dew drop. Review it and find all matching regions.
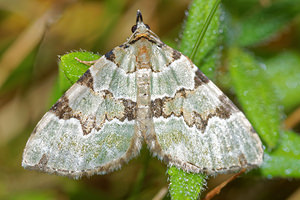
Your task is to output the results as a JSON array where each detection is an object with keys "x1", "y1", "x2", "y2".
[
  {"x1": 267, "y1": 174, "x2": 273, "y2": 179},
  {"x1": 285, "y1": 169, "x2": 292, "y2": 175},
  {"x1": 283, "y1": 147, "x2": 290, "y2": 153}
]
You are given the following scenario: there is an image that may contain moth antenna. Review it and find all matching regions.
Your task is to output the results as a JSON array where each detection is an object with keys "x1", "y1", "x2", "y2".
[{"x1": 136, "y1": 10, "x2": 143, "y2": 24}]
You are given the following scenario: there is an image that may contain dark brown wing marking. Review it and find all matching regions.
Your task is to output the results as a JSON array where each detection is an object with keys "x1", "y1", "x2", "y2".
[{"x1": 50, "y1": 89, "x2": 137, "y2": 135}]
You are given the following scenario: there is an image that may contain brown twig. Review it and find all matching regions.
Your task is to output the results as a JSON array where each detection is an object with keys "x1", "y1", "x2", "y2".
[
  {"x1": 152, "y1": 186, "x2": 168, "y2": 200},
  {"x1": 287, "y1": 187, "x2": 300, "y2": 200},
  {"x1": 202, "y1": 169, "x2": 246, "y2": 200},
  {"x1": 284, "y1": 107, "x2": 300, "y2": 129}
]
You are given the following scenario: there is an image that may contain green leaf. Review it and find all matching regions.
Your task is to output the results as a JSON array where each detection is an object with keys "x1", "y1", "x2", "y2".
[
  {"x1": 59, "y1": 51, "x2": 100, "y2": 85},
  {"x1": 222, "y1": 0, "x2": 260, "y2": 17},
  {"x1": 260, "y1": 131, "x2": 300, "y2": 178},
  {"x1": 180, "y1": 0, "x2": 222, "y2": 79},
  {"x1": 168, "y1": 167, "x2": 206, "y2": 200},
  {"x1": 264, "y1": 51, "x2": 300, "y2": 112},
  {"x1": 236, "y1": 0, "x2": 300, "y2": 46},
  {"x1": 49, "y1": 51, "x2": 100, "y2": 105},
  {"x1": 228, "y1": 47, "x2": 281, "y2": 150}
]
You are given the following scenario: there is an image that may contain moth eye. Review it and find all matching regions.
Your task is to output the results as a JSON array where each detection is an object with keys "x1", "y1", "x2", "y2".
[
  {"x1": 145, "y1": 24, "x2": 150, "y2": 29},
  {"x1": 131, "y1": 25, "x2": 137, "y2": 33}
]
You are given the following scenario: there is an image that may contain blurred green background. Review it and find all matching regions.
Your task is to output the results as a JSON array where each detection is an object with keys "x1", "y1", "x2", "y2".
[{"x1": 0, "y1": 0, "x2": 300, "y2": 199}]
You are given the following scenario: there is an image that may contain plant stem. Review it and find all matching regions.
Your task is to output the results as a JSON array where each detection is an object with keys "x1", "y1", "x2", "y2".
[{"x1": 189, "y1": 0, "x2": 221, "y2": 61}]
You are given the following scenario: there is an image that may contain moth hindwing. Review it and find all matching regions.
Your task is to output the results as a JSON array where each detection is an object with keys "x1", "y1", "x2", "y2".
[{"x1": 22, "y1": 10, "x2": 263, "y2": 179}]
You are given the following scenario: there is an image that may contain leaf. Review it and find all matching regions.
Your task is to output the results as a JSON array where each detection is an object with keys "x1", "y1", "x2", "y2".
[
  {"x1": 168, "y1": 167, "x2": 206, "y2": 200},
  {"x1": 236, "y1": 0, "x2": 300, "y2": 46},
  {"x1": 59, "y1": 51, "x2": 100, "y2": 85},
  {"x1": 260, "y1": 131, "x2": 300, "y2": 178},
  {"x1": 180, "y1": 0, "x2": 222, "y2": 80},
  {"x1": 228, "y1": 47, "x2": 281, "y2": 150},
  {"x1": 264, "y1": 51, "x2": 300, "y2": 112},
  {"x1": 222, "y1": 0, "x2": 260, "y2": 17},
  {"x1": 49, "y1": 51, "x2": 100, "y2": 105}
]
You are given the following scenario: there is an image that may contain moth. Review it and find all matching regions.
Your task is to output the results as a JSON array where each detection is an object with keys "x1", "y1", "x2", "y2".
[{"x1": 22, "y1": 10, "x2": 263, "y2": 178}]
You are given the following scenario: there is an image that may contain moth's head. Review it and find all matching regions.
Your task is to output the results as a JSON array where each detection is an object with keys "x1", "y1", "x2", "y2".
[{"x1": 131, "y1": 10, "x2": 150, "y2": 34}]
